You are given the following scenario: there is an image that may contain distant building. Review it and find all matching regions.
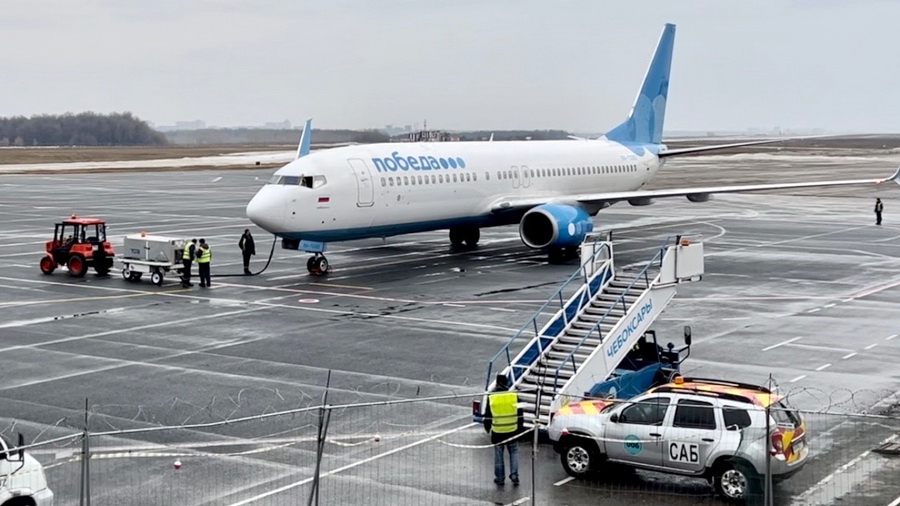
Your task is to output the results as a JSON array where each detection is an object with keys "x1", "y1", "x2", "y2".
[
  {"x1": 392, "y1": 129, "x2": 459, "y2": 142},
  {"x1": 263, "y1": 120, "x2": 293, "y2": 130}
]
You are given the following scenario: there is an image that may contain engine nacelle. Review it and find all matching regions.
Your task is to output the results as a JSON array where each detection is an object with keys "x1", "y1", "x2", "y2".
[{"x1": 519, "y1": 204, "x2": 593, "y2": 249}]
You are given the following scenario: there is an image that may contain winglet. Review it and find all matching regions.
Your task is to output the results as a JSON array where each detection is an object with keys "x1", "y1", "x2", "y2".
[
  {"x1": 489, "y1": 132, "x2": 494, "y2": 142},
  {"x1": 877, "y1": 164, "x2": 900, "y2": 185},
  {"x1": 296, "y1": 118, "x2": 313, "y2": 159}
]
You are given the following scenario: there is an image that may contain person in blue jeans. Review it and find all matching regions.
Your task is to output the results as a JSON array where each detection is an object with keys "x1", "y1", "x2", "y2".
[{"x1": 484, "y1": 373, "x2": 524, "y2": 486}]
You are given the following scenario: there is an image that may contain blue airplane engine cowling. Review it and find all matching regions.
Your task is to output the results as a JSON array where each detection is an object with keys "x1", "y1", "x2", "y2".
[{"x1": 518, "y1": 204, "x2": 593, "y2": 249}]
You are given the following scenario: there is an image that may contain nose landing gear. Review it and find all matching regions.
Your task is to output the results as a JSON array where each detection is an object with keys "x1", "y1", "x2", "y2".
[
  {"x1": 306, "y1": 253, "x2": 330, "y2": 276},
  {"x1": 449, "y1": 226, "x2": 480, "y2": 249}
]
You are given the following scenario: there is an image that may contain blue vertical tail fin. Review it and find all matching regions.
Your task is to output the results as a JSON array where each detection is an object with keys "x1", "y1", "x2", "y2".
[
  {"x1": 604, "y1": 23, "x2": 675, "y2": 145},
  {"x1": 296, "y1": 118, "x2": 312, "y2": 159}
]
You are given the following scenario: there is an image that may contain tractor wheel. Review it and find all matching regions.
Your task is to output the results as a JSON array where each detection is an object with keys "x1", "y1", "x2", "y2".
[
  {"x1": 95, "y1": 263, "x2": 110, "y2": 276},
  {"x1": 40, "y1": 256, "x2": 56, "y2": 275},
  {"x1": 67, "y1": 255, "x2": 87, "y2": 277}
]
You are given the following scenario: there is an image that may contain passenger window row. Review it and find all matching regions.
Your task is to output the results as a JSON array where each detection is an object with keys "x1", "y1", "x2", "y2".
[
  {"x1": 497, "y1": 164, "x2": 639, "y2": 180},
  {"x1": 381, "y1": 172, "x2": 478, "y2": 187}
]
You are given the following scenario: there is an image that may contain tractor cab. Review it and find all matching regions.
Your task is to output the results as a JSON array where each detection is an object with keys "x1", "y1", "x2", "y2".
[{"x1": 40, "y1": 215, "x2": 116, "y2": 277}]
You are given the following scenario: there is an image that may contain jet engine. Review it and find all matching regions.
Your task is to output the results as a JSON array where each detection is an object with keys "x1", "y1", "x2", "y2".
[
  {"x1": 686, "y1": 193, "x2": 711, "y2": 203},
  {"x1": 518, "y1": 204, "x2": 593, "y2": 249}
]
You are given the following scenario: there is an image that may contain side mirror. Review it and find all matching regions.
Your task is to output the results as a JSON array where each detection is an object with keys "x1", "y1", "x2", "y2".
[
  {"x1": 609, "y1": 413, "x2": 619, "y2": 423},
  {"x1": 17, "y1": 433, "x2": 24, "y2": 459},
  {"x1": 683, "y1": 326, "x2": 692, "y2": 346}
]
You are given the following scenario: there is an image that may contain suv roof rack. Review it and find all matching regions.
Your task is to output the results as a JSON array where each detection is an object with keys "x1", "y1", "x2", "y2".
[
  {"x1": 679, "y1": 377, "x2": 773, "y2": 394},
  {"x1": 653, "y1": 385, "x2": 757, "y2": 405}
]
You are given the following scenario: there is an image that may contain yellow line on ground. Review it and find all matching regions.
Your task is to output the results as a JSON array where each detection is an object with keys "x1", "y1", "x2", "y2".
[{"x1": 308, "y1": 282, "x2": 373, "y2": 291}]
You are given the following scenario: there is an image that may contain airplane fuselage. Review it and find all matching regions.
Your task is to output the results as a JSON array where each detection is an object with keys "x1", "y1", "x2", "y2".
[{"x1": 246, "y1": 139, "x2": 665, "y2": 243}]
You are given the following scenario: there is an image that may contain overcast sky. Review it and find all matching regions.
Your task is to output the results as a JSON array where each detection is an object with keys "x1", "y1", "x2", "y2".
[{"x1": 3, "y1": 1, "x2": 898, "y2": 133}]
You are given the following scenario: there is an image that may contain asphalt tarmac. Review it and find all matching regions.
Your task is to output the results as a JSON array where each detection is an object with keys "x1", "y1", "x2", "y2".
[{"x1": 0, "y1": 159, "x2": 898, "y2": 505}]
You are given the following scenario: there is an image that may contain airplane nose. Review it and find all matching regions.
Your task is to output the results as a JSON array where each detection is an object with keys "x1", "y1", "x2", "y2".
[{"x1": 246, "y1": 187, "x2": 285, "y2": 233}]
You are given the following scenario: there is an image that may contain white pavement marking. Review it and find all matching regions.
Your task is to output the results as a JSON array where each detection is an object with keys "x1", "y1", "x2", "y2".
[
  {"x1": 785, "y1": 343, "x2": 855, "y2": 353},
  {"x1": 842, "y1": 352, "x2": 857, "y2": 360},
  {"x1": 794, "y1": 434, "x2": 899, "y2": 506},
  {"x1": 0, "y1": 307, "x2": 268, "y2": 355},
  {"x1": 763, "y1": 336, "x2": 802, "y2": 352},
  {"x1": 491, "y1": 307, "x2": 517, "y2": 313},
  {"x1": 807, "y1": 308, "x2": 821, "y2": 313},
  {"x1": 887, "y1": 495, "x2": 900, "y2": 506},
  {"x1": 722, "y1": 317, "x2": 750, "y2": 321},
  {"x1": 887, "y1": 334, "x2": 898, "y2": 341},
  {"x1": 443, "y1": 303, "x2": 466, "y2": 308},
  {"x1": 504, "y1": 498, "x2": 531, "y2": 506},
  {"x1": 824, "y1": 303, "x2": 836, "y2": 308},
  {"x1": 554, "y1": 476, "x2": 575, "y2": 486},
  {"x1": 226, "y1": 422, "x2": 476, "y2": 506},
  {"x1": 789, "y1": 375, "x2": 807, "y2": 383},
  {"x1": 815, "y1": 363, "x2": 832, "y2": 371},
  {"x1": 865, "y1": 343, "x2": 880, "y2": 350}
]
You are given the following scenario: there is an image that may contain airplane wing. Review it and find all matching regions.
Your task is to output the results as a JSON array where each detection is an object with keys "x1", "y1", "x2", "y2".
[
  {"x1": 657, "y1": 134, "x2": 849, "y2": 158},
  {"x1": 491, "y1": 165, "x2": 900, "y2": 213}
]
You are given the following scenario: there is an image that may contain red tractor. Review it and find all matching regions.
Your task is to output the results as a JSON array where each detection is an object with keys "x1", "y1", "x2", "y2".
[{"x1": 40, "y1": 215, "x2": 116, "y2": 277}]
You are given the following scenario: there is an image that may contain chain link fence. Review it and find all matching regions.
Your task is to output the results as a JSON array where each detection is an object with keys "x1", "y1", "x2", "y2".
[{"x1": 4, "y1": 388, "x2": 898, "y2": 505}]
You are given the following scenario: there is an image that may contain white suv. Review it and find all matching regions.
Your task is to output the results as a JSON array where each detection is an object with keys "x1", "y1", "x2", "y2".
[
  {"x1": 548, "y1": 377, "x2": 808, "y2": 503},
  {"x1": 1, "y1": 434, "x2": 54, "y2": 506}
]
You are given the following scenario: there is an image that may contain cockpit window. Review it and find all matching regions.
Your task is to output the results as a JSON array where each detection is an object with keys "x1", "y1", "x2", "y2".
[{"x1": 267, "y1": 175, "x2": 325, "y2": 188}]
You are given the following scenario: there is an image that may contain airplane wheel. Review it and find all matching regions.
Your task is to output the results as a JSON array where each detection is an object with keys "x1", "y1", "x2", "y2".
[
  {"x1": 464, "y1": 227, "x2": 480, "y2": 248},
  {"x1": 449, "y1": 227, "x2": 465, "y2": 247},
  {"x1": 67, "y1": 255, "x2": 87, "y2": 277},
  {"x1": 307, "y1": 256, "x2": 316, "y2": 273},
  {"x1": 308, "y1": 255, "x2": 329, "y2": 276},
  {"x1": 40, "y1": 256, "x2": 56, "y2": 275}
]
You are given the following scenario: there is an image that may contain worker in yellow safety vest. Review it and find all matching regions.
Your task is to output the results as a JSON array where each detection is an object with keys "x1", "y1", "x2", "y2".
[
  {"x1": 181, "y1": 238, "x2": 196, "y2": 288},
  {"x1": 485, "y1": 373, "x2": 523, "y2": 486},
  {"x1": 196, "y1": 238, "x2": 212, "y2": 288}
]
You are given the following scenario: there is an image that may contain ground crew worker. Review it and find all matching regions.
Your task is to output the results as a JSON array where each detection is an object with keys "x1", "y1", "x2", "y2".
[
  {"x1": 196, "y1": 238, "x2": 212, "y2": 287},
  {"x1": 484, "y1": 373, "x2": 523, "y2": 486},
  {"x1": 181, "y1": 238, "x2": 196, "y2": 288},
  {"x1": 875, "y1": 198, "x2": 884, "y2": 225},
  {"x1": 238, "y1": 229, "x2": 256, "y2": 275}
]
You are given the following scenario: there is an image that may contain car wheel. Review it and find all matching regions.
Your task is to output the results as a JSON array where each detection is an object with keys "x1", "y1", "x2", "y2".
[
  {"x1": 560, "y1": 437, "x2": 598, "y2": 478},
  {"x1": 714, "y1": 461, "x2": 756, "y2": 503}
]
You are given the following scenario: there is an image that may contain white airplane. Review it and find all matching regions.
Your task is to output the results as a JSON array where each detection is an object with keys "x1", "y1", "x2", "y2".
[{"x1": 246, "y1": 23, "x2": 899, "y2": 275}]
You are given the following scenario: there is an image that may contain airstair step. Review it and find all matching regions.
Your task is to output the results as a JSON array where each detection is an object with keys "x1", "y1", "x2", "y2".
[
  {"x1": 517, "y1": 392, "x2": 554, "y2": 406},
  {"x1": 550, "y1": 342, "x2": 602, "y2": 354},
  {"x1": 545, "y1": 350, "x2": 592, "y2": 361},
  {"x1": 571, "y1": 320, "x2": 614, "y2": 331},
  {"x1": 557, "y1": 336, "x2": 601, "y2": 346}
]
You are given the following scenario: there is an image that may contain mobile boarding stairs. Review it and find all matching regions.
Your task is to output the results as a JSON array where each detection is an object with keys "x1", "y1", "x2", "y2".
[{"x1": 479, "y1": 234, "x2": 704, "y2": 428}]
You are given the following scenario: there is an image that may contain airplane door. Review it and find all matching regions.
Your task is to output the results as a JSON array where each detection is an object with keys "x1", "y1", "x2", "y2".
[
  {"x1": 521, "y1": 165, "x2": 532, "y2": 188},
  {"x1": 510, "y1": 165, "x2": 520, "y2": 189},
  {"x1": 347, "y1": 158, "x2": 374, "y2": 207}
]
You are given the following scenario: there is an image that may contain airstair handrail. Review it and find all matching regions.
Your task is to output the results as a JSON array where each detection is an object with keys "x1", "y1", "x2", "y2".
[
  {"x1": 550, "y1": 235, "x2": 677, "y2": 394},
  {"x1": 484, "y1": 241, "x2": 613, "y2": 390}
]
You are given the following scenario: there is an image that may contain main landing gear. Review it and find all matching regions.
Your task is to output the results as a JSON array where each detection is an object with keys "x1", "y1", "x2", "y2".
[
  {"x1": 449, "y1": 226, "x2": 480, "y2": 249},
  {"x1": 306, "y1": 253, "x2": 329, "y2": 276}
]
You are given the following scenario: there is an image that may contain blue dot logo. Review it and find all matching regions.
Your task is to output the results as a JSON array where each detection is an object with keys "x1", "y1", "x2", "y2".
[
  {"x1": 439, "y1": 158, "x2": 449, "y2": 168},
  {"x1": 456, "y1": 157, "x2": 466, "y2": 168},
  {"x1": 448, "y1": 158, "x2": 458, "y2": 168},
  {"x1": 624, "y1": 435, "x2": 643, "y2": 455}
]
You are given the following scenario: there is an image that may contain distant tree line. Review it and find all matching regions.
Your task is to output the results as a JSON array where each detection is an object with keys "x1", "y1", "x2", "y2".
[
  {"x1": 165, "y1": 128, "x2": 390, "y2": 146},
  {"x1": 0, "y1": 112, "x2": 167, "y2": 146},
  {"x1": 165, "y1": 128, "x2": 574, "y2": 145}
]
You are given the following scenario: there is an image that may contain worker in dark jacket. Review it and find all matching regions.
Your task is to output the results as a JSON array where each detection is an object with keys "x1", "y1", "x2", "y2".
[
  {"x1": 196, "y1": 238, "x2": 212, "y2": 287},
  {"x1": 181, "y1": 238, "x2": 196, "y2": 288},
  {"x1": 238, "y1": 229, "x2": 256, "y2": 275},
  {"x1": 484, "y1": 373, "x2": 524, "y2": 486},
  {"x1": 875, "y1": 198, "x2": 884, "y2": 225}
]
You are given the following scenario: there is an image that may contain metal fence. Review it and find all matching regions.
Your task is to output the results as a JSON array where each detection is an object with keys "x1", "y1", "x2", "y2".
[{"x1": 5, "y1": 388, "x2": 899, "y2": 506}]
